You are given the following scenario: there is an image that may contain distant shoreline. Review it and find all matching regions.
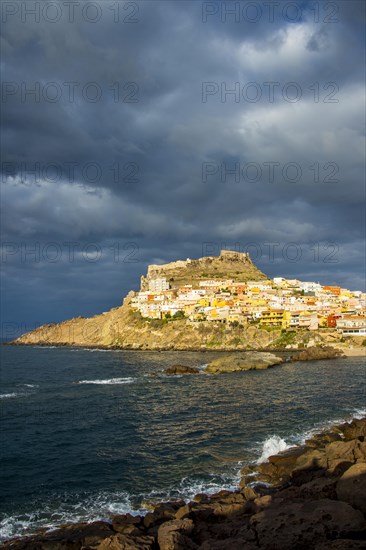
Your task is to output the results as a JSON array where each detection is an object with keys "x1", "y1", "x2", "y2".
[{"x1": 5, "y1": 341, "x2": 365, "y2": 356}]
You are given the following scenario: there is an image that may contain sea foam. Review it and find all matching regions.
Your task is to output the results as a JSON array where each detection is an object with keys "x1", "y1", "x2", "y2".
[
  {"x1": 77, "y1": 377, "x2": 135, "y2": 385},
  {"x1": 0, "y1": 393, "x2": 23, "y2": 400},
  {"x1": 257, "y1": 435, "x2": 290, "y2": 463}
]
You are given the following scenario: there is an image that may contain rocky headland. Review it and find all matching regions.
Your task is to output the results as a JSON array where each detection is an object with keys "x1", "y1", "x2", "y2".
[
  {"x1": 3, "y1": 417, "x2": 366, "y2": 549},
  {"x1": 8, "y1": 250, "x2": 365, "y2": 353}
]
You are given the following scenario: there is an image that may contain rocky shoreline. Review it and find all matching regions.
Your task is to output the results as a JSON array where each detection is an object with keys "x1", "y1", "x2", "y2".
[{"x1": 2, "y1": 416, "x2": 366, "y2": 549}]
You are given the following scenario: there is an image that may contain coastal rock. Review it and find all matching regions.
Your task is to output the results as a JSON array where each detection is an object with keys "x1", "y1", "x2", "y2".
[
  {"x1": 305, "y1": 431, "x2": 343, "y2": 448},
  {"x1": 315, "y1": 541, "x2": 366, "y2": 549},
  {"x1": 250, "y1": 499, "x2": 365, "y2": 550},
  {"x1": 336, "y1": 462, "x2": 366, "y2": 514},
  {"x1": 164, "y1": 365, "x2": 200, "y2": 375},
  {"x1": 157, "y1": 518, "x2": 197, "y2": 550},
  {"x1": 93, "y1": 533, "x2": 155, "y2": 549},
  {"x1": 291, "y1": 345, "x2": 344, "y2": 361},
  {"x1": 294, "y1": 448, "x2": 327, "y2": 471},
  {"x1": 1, "y1": 521, "x2": 115, "y2": 550},
  {"x1": 268, "y1": 445, "x2": 310, "y2": 480},
  {"x1": 355, "y1": 441, "x2": 366, "y2": 461},
  {"x1": 278, "y1": 476, "x2": 338, "y2": 501},
  {"x1": 325, "y1": 439, "x2": 359, "y2": 471},
  {"x1": 199, "y1": 538, "x2": 258, "y2": 550},
  {"x1": 205, "y1": 351, "x2": 283, "y2": 374},
  {"x1": 143, "y1": 501, "x2": 185, "y2": 529},
  {"x1": 111, "y1": 513, "x2": 142, "y2": 534},
  {"x1": 340, "y1": 419, "x2": 366, "y2": 441}
]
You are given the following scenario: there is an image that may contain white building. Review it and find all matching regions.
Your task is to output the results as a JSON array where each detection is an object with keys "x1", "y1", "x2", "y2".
[
  {"x1": 336, "y1": 316, "x2": 366, "y2": 336},
  {"x1": 300, "y1": 282, "x2": 322, "y2": 293},
  {"x1": 148, "y1": 277, "x2": 170, "y2": 293}
]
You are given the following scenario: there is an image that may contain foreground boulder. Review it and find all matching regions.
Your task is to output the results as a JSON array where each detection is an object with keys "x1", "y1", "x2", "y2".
[
  {"x1": 336, "y1": 462, "x2": 366, "y2": 514},
  {"x1": 205, "y1": 351, "x2": 283, "y2": 374},
  {"x1": 157, "y1": 518, "x2": 196, "y2": 550},
  {"x1": 250, "y1": 498, "x2": 365, "y2": 550}
]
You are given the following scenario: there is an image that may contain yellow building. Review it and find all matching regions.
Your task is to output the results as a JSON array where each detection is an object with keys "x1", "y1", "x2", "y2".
[
  {"x1": 212, "y1": 298, "x2": 228, "y2": 308},
  {"x1": 260, "y1": 309, "x2": 291, "y2": 329},
  {"x1": 207, "y1": 309, "x2": 218, "y2": 320}
]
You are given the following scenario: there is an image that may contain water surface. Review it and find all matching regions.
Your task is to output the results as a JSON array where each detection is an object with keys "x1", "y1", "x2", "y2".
[{"x1": 0, "y1": 346, "x2": 365, "y2": 539}]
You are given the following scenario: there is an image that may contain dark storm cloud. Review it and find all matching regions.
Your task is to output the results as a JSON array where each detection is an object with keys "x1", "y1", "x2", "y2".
[{"x1": 1, "y1": 0, "x2": 365, "y2": 327}]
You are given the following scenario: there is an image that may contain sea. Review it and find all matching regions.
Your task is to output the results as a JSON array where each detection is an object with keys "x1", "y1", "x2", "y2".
[{"x1": 0, "y1": 345, "x2": 365, "y2": 541}]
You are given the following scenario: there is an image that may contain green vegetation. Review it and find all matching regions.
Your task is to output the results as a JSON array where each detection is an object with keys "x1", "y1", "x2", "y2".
[
  {"x1": 173, "y1": 310, "x2": 185, "y2": 320},
  {"x1": 362, "y1": 339, "x2": 366, "y2": 347},
  {"x1": 229, "y1": 337, "x2": 241, "y2": 346},
  {"x1": 273, "y1": 330, "x2": 297, "y2": 348},
  {"x1": 207, "y1": 340, "x2": 222, "y2": 348},
  {"x1": 260, "y1": 325, "x2": 281, "y2": 332},
  {"x1": 145, "y1": 318, "x2": 169, "y2": 328}
]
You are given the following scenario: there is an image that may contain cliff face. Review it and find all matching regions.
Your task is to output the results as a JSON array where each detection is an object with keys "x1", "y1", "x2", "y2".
[
  {"x1": 140, "y1": 250, "x2": 267, "y2": 291},
  {"x1": 11, "y1": 304, "x2": 282, "y2": 349}
]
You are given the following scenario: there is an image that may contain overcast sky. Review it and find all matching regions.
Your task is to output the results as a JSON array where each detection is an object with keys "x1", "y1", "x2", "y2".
[{"x1": 1, "y1": 0, "x2": 365, "y2": 335}]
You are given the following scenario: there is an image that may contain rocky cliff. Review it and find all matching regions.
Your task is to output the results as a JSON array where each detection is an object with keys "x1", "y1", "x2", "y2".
[
  {"x1": 10, "y1": 303, "x2": 283, "y2": 349},
  {"x1": 140, "y1": 249, "x2": 267, "y2": 290}
]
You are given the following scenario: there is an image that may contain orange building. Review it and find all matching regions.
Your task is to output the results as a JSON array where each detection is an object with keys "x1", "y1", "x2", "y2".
[{"x1": 323, "y1": 286, "x2": 341, "y2": 296}]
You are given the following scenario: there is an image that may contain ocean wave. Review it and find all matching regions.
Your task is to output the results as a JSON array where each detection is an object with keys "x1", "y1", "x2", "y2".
[
  {"x1": 83, "y1": 348, "x2": 115, "y2": 353},
  {"x1": 295, "y1": 407, "x2": 366, "y2": 445},
  {"x1": 0, "y1": 490, "x2": 139, "y2": 542},
  {"x1": 69, "y1": 348, "x2": 120, "y2": 353},
  {"x1": 257, "y1": 435, "x2": 290, "y2": 463},
  {"x1": 34, "y1": 346, "x2": 58, "y2": 349},
  {"x1": 0, "y1": 467, "x2": 244, "y2": 541},
  {"x1": 352, "y1": 407, "x2": 366, "y2": 419},
  {"x1": 0, "y1": 393, "x2": 24, "y2": 400},
  {"x1": 22, "y1": 384, "x2": 39, "y2": 388},
  {"x1": 253, "y1": 406, "x2": 366, "y2": 464},
  {"x1": 77, "y1": 377, "x2": 136, "y2": 385}
]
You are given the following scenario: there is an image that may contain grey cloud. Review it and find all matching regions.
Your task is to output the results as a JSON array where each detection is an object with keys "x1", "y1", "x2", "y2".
[{"x1": 1, "y1": 0, "x2": 365, "y2": 326}]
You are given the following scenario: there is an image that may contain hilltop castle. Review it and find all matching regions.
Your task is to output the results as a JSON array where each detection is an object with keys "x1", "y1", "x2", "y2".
[{"x1": 140, "y1": 250, "x2": 253, "y2": 291}]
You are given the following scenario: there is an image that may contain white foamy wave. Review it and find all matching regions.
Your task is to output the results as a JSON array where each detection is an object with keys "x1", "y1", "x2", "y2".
[
  {"x1": 296, "y1": 408, "x2": 366, "y2": 445},
  {"x1": 0, "y1": 393, "x2": 23, "y2": 400},
  {"x1": 83, "y1": 348, "x2": 114, "y2": 353},
  {"x1": 257, "y1": 435, "x2": 290, "y2": 463},
  {"x1": 141, "y1": 469, "x2": 241, "y2": 509},
  {"x1": 34, "y1": 345, "x2": 58, "y2": 349},
  {"x1": 22, "y1": 384, "x2": 39, "y2": 388},
  {"x1": 353, "y1": 408, "x2": 366, "y2": 419},
  {"x1": 77, "y1": 377, "x2": 135, "y2": 385},
  {"x1": 67, "y1": 348, "x2": 124, "y2": 354},
  {"x1": 0, "y1": 490, "x2": 139, "y2": 542},
  {"x1": 197, "y1": 364, "x2": 208, "y2": 374}
]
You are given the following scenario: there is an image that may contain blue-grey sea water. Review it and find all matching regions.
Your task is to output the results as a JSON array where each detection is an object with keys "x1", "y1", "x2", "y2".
[{"x1": 0, "y1": 345, "x2": 365, "y2": 540}]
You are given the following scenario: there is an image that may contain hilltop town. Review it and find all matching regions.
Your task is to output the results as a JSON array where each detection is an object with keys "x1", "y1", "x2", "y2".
[
  {"x1": 131, "y1": 250, "x2": 366, "y2": 337},
  {"x1": 11, "y1": 250, "x2": 366, "y2": 350}
]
